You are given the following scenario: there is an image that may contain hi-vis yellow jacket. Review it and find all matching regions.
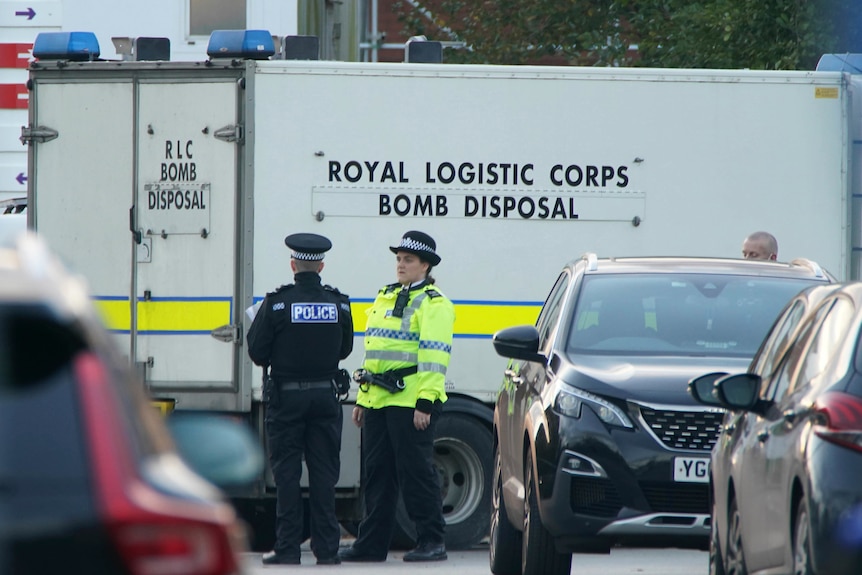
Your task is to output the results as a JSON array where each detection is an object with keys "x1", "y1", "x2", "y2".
[{"x1": 356, "y1": 282, "x2": 455, "y2": 410}]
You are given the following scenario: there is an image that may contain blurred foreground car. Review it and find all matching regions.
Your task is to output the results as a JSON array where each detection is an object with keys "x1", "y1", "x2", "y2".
[
  {"x1": 0, "y1": 233, "x2": 262, "y2": 575},
  {"x1": 490, "y1": 254, "x2": 832, "y2": 575},
  {"x1": 691, "y1": 282, "x2": 862, "y2": 575}
]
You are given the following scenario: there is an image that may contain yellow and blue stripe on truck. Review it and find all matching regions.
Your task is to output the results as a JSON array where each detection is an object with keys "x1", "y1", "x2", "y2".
[{"x1": 93, "y1": 296, "x2": 542, "y2": 338}]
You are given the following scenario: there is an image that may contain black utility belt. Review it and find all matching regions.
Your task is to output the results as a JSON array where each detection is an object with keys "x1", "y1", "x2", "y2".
[
  {"x1": 277, "y1": 380, "x2": 333, "y2": 391},
  {"x1": 353, "y1": 366, "x2": 418, "y2": 394}
]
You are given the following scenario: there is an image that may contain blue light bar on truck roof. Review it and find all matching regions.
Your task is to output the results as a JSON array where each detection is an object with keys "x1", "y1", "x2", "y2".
[
  {"x1": 207, "y1": 30, "x2": 275, "y2": 60},
  {"x1": 33, "y1": 32, "x2": 100, "y2": 61}
]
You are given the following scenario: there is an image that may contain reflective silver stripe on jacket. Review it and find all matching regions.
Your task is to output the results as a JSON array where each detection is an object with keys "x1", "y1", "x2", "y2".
[
  {"x1": 364, "y1": 350, "x2": 419, "y2": 362},
  {"x1": 418, "y1": 362, "x2": 448, "y2": 374}
]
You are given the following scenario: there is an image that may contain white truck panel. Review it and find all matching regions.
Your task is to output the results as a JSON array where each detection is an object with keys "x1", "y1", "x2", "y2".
[
  {"x1": 31, "y1": 81, "x2": 134, "y2": 358},
  {"x1": 251, "y1": 62, "x2": 851, "y2": 401}
]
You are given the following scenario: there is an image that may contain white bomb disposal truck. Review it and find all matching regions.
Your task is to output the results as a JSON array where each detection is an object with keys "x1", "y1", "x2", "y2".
[{"x1": 22, "y1": 31, "x2": 862, "y2": 549}]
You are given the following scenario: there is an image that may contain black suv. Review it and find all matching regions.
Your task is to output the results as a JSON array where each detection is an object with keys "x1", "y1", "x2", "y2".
[{"x1": 489, "y1": 254, "x2": 833, "y2": 575}]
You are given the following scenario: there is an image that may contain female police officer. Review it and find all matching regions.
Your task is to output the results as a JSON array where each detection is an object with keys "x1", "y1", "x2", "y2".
[{"x1": 339, "y1": 231, "x2": 455, "y2": 563}]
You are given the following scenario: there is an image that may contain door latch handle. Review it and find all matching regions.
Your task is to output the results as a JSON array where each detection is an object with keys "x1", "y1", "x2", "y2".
[
  {"x1": 129, "y1": 206, "x2": 142, "y2": 244},
  {"x1": 783, "y1": 408, "x2": 808, "y2": 424},
  {"x1": 211, "y1": 324, "x2": 240, "y2": 343}
]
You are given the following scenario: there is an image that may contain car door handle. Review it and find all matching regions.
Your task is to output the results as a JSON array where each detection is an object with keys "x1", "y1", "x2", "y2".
[
  {"x1": 757, "y1": 430, "x2": 770, "y2": 442},
  {"x1": 783, "y1": 408, "x2": 808, "y2": 424},
  {"x1": 504, "y1": 369, "x2": 524, "y2": 386}
]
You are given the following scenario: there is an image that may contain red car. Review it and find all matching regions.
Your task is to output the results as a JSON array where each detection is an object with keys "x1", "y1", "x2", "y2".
[{"x1": 1, "y1": 233, "x2": 260, "y2": 575}]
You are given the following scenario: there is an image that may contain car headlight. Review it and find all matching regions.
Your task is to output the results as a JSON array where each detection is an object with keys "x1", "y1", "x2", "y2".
[{"x1": 553, "y1": 387, "x2": 633, "y2": 428}]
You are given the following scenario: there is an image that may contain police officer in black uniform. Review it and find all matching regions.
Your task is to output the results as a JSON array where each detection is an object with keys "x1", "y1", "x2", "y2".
[{"x1": 247, "y1": 233, "x2": 353, "y2": 566}]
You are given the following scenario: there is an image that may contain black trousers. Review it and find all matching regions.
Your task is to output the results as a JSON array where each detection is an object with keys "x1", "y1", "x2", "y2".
[
  {"x1": 265, "y1": 386, "x2": 342, "y2": 560},
  {"x1": 352, "y1": 404, "x2": 444, "y2": 556}
]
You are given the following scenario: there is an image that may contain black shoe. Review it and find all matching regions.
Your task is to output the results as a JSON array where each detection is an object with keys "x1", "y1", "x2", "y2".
[
  {"x1": 262, "y1": 550, "x2": 301, "y2": 565},
  {"x1": 317, "y1": 555, "x2": 341, "y2": 565},
  {"x1": 337, "y1": 546, "x2": 386, "y2": 562},
  {"x1": 403, "y1": 542, "x2": 447, "y2": 562}
]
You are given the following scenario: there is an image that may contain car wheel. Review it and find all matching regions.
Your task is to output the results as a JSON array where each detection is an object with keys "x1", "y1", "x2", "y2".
[
  {"x1": 792, "y1": 499, "x2": 814, "y2": 575},
  {"x1": 522, "y1": 449, "x2": 572, "y2": 575},
  {"x1": 489, "y1": 442, "x2": 521, "y2": 575},
  {"x1": 725, "y1": 496, "x2": 748, "y2": 575},
  {"x1": 710, "y1": 498, "x2": 727, "y2": 575}
]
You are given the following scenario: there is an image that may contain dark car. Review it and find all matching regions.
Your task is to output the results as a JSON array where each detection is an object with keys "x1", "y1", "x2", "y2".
[
  {"x1": 489, "y1": 254, "x2": 833, "y2": 575},
  {"x1": 690, "y1": 282, "x2": 862, "y2": 575},
  {"x1": 0, "y1": 233, "x2": 261, "y2": 575}
]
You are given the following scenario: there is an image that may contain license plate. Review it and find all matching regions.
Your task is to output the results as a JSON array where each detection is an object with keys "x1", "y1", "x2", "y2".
[
  {"x1": 151, "y1": 399, "x2": 176, "y2": 416},
  {"x1": 673, "y1": 457, "x2": 710, "y2": 483}
]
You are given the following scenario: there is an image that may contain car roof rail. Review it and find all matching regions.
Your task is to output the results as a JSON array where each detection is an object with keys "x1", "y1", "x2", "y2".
[
  {"x1": 789, "y1": 258, "x2": 826, "y2": 279},
  {"x1": 581, "y1": 252, "x2": 599, "y2": 271}
]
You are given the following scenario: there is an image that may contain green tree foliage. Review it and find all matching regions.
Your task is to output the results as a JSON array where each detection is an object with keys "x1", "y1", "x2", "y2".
[
  {"x1": 627, "y1": 0, "x2": 842, "y2": 69},
  {"x1": 393, "y1": 0, "x2": 634, "y2": 66},
  {"x1": 394, "y1": 0, "x2": 859, "y2": 70}
]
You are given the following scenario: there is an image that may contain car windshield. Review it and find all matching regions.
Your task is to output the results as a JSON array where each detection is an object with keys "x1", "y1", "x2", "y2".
[{"x1": 566, "y1": 273, "x2": 819, "y2": 357}]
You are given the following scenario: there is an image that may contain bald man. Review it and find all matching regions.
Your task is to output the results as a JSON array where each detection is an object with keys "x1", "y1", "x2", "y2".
[{"x1": 742, "y1": 231, "x2": 778, "y2": 261}]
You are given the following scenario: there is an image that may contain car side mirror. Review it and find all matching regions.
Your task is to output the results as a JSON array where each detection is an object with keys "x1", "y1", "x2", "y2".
[
  {"x1": 688, "y1": 372, "x2": 728, "y2": 406},
  {"x1": 715, "y1": 373, "x2": 763, "y2": 411},
  {"x1": 167, "y1": 413, "x2": 264, "y2": 488},
  {"x1": 492, "y1": 325, "x2": 546, "y2": 364}
]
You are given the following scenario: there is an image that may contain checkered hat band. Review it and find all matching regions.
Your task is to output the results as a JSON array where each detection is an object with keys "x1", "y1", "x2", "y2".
[
  {"x1": 397, "y1": 238, "x2": 436, "y2": 255},
  {"x1": 291, "y1": 251, "x2": 324, "y2": 261}
]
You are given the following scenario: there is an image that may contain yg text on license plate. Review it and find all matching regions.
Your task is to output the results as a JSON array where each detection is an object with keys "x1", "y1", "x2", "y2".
[{"x1": 673, "y1": 457, "x2": 709, "y2": 483}]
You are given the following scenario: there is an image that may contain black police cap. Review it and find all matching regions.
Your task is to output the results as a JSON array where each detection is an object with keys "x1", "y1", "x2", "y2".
[
  {"x1": 389, "y1": 230, "x2": 441, "y2": 266},
  {"x1": 284, "y1": 233, "x2": 332, "y2": 261}
]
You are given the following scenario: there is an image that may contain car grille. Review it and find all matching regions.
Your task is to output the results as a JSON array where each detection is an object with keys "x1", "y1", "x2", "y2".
[
  {"x1": 639, "y1": 407, "x2": 723, "y2": 451},
  {"x1": 640, "y1": 481, "x2": 710, "y2": 514},
  {"x1": 570, "y1": 476, "x2": 623, "y2": 518}
]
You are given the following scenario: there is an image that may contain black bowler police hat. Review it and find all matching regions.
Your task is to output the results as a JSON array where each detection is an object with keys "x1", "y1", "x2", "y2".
[
  {"x1": 389, "y1": 230, "x2": 441, "y2": 266},
  {"x1": 284, "y1": 233, "x2": 332, "y2": 261}
]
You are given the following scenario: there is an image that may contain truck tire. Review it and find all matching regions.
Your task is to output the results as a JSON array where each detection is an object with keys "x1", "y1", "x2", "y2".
[
  {"x1": 234, "y1": 498, "x2": 310, "y2": 552},
  {"x1": 392, "y1": 413, "x2": 493, "y2": 550}
]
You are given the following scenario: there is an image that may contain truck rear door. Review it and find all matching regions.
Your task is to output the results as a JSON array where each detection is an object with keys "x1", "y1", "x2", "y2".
[
  {"x1": 29, "y1": 80, "x2": 135, "y2": 360},
  {"x1": 134, "y1": 80, "x2": 242, "y2": 408}
]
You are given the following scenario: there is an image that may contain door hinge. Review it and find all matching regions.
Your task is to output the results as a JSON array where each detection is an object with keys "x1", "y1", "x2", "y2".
[
  {"x1": 211, "y1": 323, "x2": 241, "y2": 343},
  {"x1": 20, "y1": 125, "x2": 59, "y2": 144},
  {"x1": 214, "y1": 124, "x2": 243, "y2": 144}
]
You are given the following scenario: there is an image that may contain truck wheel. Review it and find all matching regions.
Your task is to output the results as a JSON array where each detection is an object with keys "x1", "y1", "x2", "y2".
[
  {"x1": 233, "y1": 498, "x2": 308, "y2": 551},
  {"x1": 233, "y1": 498, "x2": 275, "y2": 552},
  {"x1": 522, "y1": 450, "x2": 571, "y2": 575},
  {"x1": 391, "y1": 413, "x2": 493, "y2": 550},
  {"x1": 340, "y1": 520, "x2": 358, "y2": 537}
]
